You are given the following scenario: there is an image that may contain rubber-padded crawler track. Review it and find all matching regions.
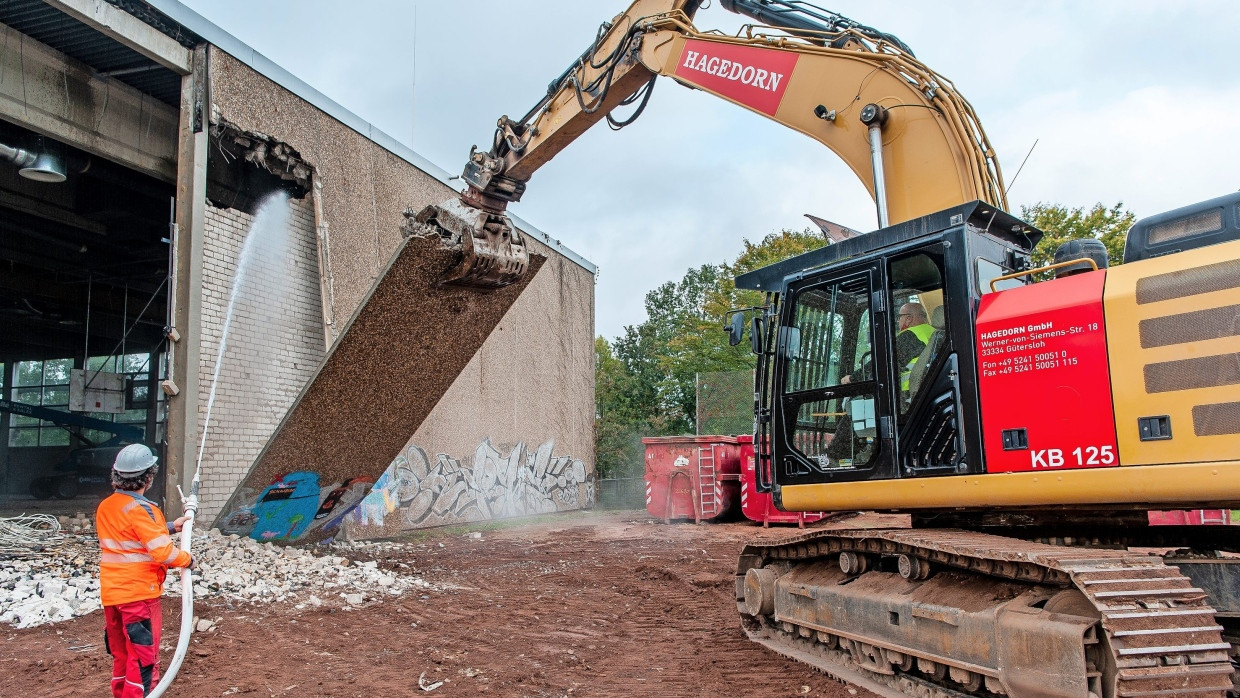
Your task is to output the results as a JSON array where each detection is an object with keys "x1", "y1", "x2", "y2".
[{"x1": 736, "y1": 528, "x2": 1235, "y2": 698}]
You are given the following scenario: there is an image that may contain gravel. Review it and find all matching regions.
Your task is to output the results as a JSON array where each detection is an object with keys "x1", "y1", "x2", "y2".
[{"x1": 1, "y1": 528, "x2": 437, "y2": 629}]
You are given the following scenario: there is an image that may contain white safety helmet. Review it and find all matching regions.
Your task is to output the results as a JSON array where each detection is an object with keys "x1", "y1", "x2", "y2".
[{"x1": 113, "y1": 444, "x2": 159, "y2": 474}]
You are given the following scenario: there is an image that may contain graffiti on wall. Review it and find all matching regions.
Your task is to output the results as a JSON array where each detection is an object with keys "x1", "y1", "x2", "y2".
[
  {"x1": 216, "y1": 438, "x2": 591, "y2": 542},
  {"x1": 345, "y1": 438, "x2": 592, "y2": 534},
  {"x1": 218, "y1": 471, "x2": 374, "y2": 542}
]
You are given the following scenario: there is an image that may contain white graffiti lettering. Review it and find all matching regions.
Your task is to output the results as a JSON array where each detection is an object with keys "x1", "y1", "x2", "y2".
[{"x1": 346, "y1": 438, "x2": 591, "y2": 535}]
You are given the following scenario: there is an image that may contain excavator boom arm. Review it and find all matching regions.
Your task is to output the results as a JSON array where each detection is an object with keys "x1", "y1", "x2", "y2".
[
  {"x1": 420, "y1": 0, "x2": 1005, "y2": 288},
  {"x1": 461, "y1": 0, "x2": 1005, "y2": 224}
]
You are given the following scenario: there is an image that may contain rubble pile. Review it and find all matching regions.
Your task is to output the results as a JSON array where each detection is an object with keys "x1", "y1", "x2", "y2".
[
  {"x1": 56, "y1": 513, "x2": 94, "y2": 534},
  {"x1": 1, "y1": 528, "x2": 434, "y2": 629},
  {"x1": 0, "y1": 541, "x2": 100, "y2": 628},
  {"x1": 182, "y1": 529, "x2": 435, "y2": 605}
]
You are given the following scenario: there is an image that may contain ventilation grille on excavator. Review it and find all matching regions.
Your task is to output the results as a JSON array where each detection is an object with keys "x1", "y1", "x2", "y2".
[{"x1": 1132, "y1": 262, "x2": 1240, "y2": 437}]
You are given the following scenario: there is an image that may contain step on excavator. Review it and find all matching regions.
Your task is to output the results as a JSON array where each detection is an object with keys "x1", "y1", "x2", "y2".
[{"x1": 412, "y1": 1, "x2": 1239, "y2": 696}]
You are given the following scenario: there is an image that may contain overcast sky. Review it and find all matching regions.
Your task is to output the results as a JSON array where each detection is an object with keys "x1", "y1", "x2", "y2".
[{"x1": 179, "y1": 0, "x2": 1239, "y2": 341}]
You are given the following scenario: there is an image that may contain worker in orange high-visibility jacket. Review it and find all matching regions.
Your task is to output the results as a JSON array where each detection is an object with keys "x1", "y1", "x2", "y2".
[{"x1": 96, "y1": 444, "x2": 195, "y2": 697}]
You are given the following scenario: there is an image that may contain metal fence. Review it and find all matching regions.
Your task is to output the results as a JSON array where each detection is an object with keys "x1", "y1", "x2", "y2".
[
  {"x1": 696, "y1": 369, "x2": 755, "y2": 436},
  {"x1": 595, "y1": 477, "x2": 646, "y2": 510}
]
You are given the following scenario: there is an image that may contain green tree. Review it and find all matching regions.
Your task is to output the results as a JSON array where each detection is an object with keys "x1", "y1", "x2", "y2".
[
  {"x1": 661, "y1": 230, "x2": 830, "y2": 430},
  {"x1": 1020, "y1": 202, "x2": 1135, "y2": 269},
  {"x1": 646, "y1": 264, "x2": 739, "y2": 434},
  {"x1": 702, "y1": 229, "x2": 830, "y2": 319},
  {"x1": 594, "y1": 228, "x2": 830, "y2": 479},
  {"x1": 594, "y1": 337, "x2": 647, "y2": 478}
]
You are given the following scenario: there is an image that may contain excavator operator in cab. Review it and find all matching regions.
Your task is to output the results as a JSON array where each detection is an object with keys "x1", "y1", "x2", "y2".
[
  {"x1": 828, "y1": 302, "x2": 933, "y2": 467},
  {"x1": 895, "y1": 302, "x2": 934, "y2": 396},
  {"x1": 840, "y1": 301, "x2": 932, "y2": 391}
]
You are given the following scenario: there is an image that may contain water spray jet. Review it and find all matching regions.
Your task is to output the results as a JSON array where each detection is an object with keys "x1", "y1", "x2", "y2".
[{"x1": 148, "y1": 191, "x2": 291, "y2": 697}]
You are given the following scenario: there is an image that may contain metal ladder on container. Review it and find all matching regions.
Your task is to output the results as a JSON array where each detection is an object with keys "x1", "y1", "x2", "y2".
[
  {"x1": 1199, "y1": 509, "x2": 1231, "y2": 525},
  {"x1": 697, "y1": 446, "x2": 718, "y2": 522}
]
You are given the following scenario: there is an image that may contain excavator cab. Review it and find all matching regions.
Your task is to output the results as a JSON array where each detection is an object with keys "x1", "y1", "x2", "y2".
[
  {"x1": 747, "y1": 193, "x2": 1240, "y2": 521},
  {"x1": 739, "y1": 201, "x2": 1040, "y2": 497}
]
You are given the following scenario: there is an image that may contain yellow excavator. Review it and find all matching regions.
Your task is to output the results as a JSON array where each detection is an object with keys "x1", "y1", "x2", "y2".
[{"x1": 416, "y1": 2, "x2": 1240, "y2": 696}]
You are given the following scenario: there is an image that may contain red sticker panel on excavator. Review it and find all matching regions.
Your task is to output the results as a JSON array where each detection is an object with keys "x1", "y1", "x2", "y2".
[
  {"x1": 673, "y1": 39, "x2": 799, "y2": 116},
  {"x1": 976, "y1": 270, "x2": 1118, "y2": 473}
]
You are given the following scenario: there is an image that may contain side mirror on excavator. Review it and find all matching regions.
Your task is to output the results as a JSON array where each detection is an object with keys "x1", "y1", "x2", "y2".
[
  {"x1": 726, "y1": 312, "x2": 745, "y2": 347},
  {"x1": 751, "y1": 316, "x2": 764, "y2": 355}
]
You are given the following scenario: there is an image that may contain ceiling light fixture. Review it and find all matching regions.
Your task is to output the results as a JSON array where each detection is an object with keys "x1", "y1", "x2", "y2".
[{"x1": 0, "y1": 135, "x2": 67, "y2": 183}]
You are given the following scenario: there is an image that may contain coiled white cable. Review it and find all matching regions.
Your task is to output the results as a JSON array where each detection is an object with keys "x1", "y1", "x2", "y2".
[{"x1": 0, "y1": 513, "x2": 63, "y2": 555}]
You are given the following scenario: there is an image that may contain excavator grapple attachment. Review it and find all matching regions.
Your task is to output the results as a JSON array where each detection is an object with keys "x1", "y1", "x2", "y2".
[{"x1": 407, "y1": 198, "x2": 529, "y2": 288}]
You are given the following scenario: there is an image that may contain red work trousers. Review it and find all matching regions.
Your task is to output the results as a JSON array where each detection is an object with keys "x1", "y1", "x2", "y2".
[{"x1": 103, "y1": 598, "x2": 162, "y2": 697}]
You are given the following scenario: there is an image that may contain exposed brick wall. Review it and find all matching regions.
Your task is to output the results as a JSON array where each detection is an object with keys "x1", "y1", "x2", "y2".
[{"x1": 196, "y1": 197, "x2": 325, "y2": 520}]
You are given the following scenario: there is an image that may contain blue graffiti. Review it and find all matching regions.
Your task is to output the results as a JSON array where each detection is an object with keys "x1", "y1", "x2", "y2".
[{"x1": 249, "y1": 471, "x2": 321, "y2": 541}]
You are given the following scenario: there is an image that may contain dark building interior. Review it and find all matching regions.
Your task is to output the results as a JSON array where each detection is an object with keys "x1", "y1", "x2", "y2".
[{"x1": 0, "y1": 118, "x2": 172, "y2": 511}]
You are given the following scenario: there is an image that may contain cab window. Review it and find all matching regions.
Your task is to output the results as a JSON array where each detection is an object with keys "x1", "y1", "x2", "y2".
[
  {"x1": 977, "y1": 257, "x2": 1024, "y2": 295},
  {"x1": 782, "y1": 274, "x2": 878, "y2": 472},
  {"x1": 889, "y1": 252, "x2": 948, "y2": 414}
]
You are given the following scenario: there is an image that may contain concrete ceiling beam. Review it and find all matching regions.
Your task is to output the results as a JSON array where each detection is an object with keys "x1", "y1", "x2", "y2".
[
  {"x1": 43, "y1": 0, "x2": 192, "y2": 75},
  {"x1": 0, "y1": 21, "x2": 179, "y2": 182}
]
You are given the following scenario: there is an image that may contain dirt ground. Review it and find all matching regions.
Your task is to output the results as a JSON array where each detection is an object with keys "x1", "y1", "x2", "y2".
[{"x1": 1, "y1": 510, "x2": 891, "y2": 698}]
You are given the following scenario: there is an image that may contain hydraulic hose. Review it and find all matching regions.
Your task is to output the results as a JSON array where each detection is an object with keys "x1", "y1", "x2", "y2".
[{"x1": 146, "y1": 469, "x2": 201, "y2": 698}]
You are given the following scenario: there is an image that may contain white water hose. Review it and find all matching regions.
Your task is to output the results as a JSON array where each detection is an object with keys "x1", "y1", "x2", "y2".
[{"x1": 147, "y1": 466, "x2": 201, "y2": 698}]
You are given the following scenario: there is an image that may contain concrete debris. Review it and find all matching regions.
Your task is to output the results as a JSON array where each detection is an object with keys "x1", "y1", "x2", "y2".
[
  {"x1": 418, "y1": 672, "x2": 444, "y2": 692},
  {"x1": 0, "y1": 535, "x2": 100, "y2": 628},
  {"x1": 210, "y1": 116, "x2": 313, "y2": 192},
  {"x1": 56, "y1": 514, "x2": 93, "y2": 534},
  {"x1": 1, "y1": 529, "x2": 439, "y2": 629}
]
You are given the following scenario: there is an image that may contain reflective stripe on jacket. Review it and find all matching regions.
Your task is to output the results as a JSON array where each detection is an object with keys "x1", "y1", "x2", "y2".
[
  {"x1": 899, "y1": 323, "x2": 937, "y2": 391},
  {"x1": 96, "y1": 491, "x2": 192, "y2": 606}
]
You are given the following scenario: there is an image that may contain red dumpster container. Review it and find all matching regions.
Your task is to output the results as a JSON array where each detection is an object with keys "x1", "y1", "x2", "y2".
[
  {"x1": 737, "y1": 435, "x2": 829, "y2": 527},
  {"x1": 1148, "y1": 510, "x2": 1233, "y2": 525},
  {"x1": 643, "y1": 435, "x2": 743, "y2": 522}
]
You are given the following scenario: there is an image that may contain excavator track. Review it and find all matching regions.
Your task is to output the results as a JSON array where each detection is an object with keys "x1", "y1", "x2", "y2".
[{"x1": 736, "y1": 529, "x2": 1235, "y2": 698}]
